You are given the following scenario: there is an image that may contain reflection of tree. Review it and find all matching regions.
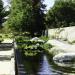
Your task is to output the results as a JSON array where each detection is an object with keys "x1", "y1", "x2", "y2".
[{"x1": 23, "y1": 53, "x2": 43, "y2": 75}]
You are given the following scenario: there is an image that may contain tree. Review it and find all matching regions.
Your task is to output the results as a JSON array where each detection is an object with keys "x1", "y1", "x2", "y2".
[
  {"x1": 6, "y1": 0, "x2": 26, "y2": 32},
  {"x1": 0, "y1": 0, "x2": 5, "y2": 27},
  {"x1": 31, "y1": 0, "x2": 46, "y2": 36},
  {"x1": 46, "y1": 0, "x2": 75, "y2": 28},
  {"x1": 7, "y1": 0, "x2": 45, "y2": 36}
]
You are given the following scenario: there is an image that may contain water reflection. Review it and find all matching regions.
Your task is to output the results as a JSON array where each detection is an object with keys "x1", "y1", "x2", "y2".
[
  {"x1": 47, "y1": 53, "x2": 75, "y2": 75},
  {"x1": 23, "y1": 53, "x2": 75, "y2": 75},
  {"x1": 23, "y1": 54, "x2": 42, "y2": 75}
]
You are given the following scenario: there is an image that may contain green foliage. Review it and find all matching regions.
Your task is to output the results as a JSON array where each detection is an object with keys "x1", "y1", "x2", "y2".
[
  {"x1": 46, "y1": 0, "x2": 75, "y2": 28},
  {"x1": 21, "y1": 32, "x2": 30, "y2": 36},
  {"x1": 24, "y1": 50, "x2": 38, "y2": 56},
  {"x1": 0, "y1": 33, "x2": 13, "y2": 39},
  {"x1": 0, "y1": 35, "x2": 3, "y2": 42},
  {"x1": 6, "y1": 0, "x2": 45, "y2": 36},
  {"x1": 43, "y1": 43, "x2": 52, "y2": 50},
  {"x1": 16, "y1": 36, "x2": 44, "y2": 56},
  {"x1": 15, "y1": 36, "x2": 30, "y2": 43},
  {"x1": 0, "y1": 0, "x2": 6, "y2": 27},
  {"x1": 6, "y1": 0, "x2": 31, "y2": 31},
  {"x1": 3, "y1": 33, "x2": 14, "y2": 39},
  {"x1": 40, "y1": 36, "x2": 49, "y2": 42}
]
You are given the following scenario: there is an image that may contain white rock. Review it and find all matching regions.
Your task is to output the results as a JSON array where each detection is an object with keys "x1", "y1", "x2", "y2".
[
  {"x1": 48, "y1": 26, "x2": 75, "y2": 43},
  {"x1": 30, "y1": 37, "x2": 44, "y2": 43},
  {"x1": 67, "y1": 32, "x2": 75, "y2": 43},
  {"x1": 53, "y1": 53, "x2": 75, "y2": 67},
  {"x1": 49, "y1": 47, "x2": 65, "y2": 56},
  {"x1": 59, "y1": 30, "x2": 67, "y2": 40}
]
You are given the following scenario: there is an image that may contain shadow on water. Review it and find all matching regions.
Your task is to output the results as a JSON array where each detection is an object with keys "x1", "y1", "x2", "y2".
[
  {"x1": 23, "y1": 53, "x2": 43, "y2": 75},
  {"x1": 22, "y1": 53, "x2": 58, "y2": 75},
  {"x1": 22, "y1": 52, "x2": 75, "y2": 75}
]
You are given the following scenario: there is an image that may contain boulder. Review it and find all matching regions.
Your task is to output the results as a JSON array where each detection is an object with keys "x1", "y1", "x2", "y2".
[
  {"x1": 59, "y1": 30, "x2": 67, "y2": 41},
  {"x1": 53, "y1": 53, "x2": 75, "y2": 67},
  {"x1": 49, "y1": 47, "x2": 65, "y2": 56},
  {"x1": 67, "y1": 32, "x2": 75, "y2": 43}
]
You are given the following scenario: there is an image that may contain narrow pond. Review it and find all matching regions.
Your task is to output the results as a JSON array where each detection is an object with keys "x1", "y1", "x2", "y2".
[{"x1": 23, "y1": 53, "x2": 75, "y2": 75}]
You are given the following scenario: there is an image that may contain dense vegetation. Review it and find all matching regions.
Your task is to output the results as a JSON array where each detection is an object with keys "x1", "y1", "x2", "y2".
[
  {"x1": 0, "y1": 0, "x2": 8, "y2": 28},
  {"x1": 6, "y1": 0, "x2": 45, "y2": 37},
  {"x1": 1, "y1": 0, "x2": 75, "y2": 34},
  {"x1": 0, "y1": 0, "x2": 75, "y2": 56},
  {"x1": 46, "y1": 0, "x2": 75, "y2": 28},
  {"x1": 16, "y1": 36, "x2": 45, "y2": 56}
]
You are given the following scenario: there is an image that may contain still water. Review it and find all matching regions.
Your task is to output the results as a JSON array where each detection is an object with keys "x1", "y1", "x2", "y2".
[{"x1": 23, "y1": 53, "x2": 75, "y2": 75}]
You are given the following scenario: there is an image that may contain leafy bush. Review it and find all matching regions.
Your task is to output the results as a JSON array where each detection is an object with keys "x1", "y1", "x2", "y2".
[
  {"x1": 0, "y1": 35, "x2": 3, "y2": 43},
  {"x1": 16, "y1": 36, "x2": 30, "y2": 43},
  {"x1": 17, "y1": 41, "x2": 41, "y2": 50},
  {"x1": 1, "y1": 33, "x2": 14, "y2": 39},
  {"x1": 24, "y1": 50, "x2": 38, "y2": 56},
  {"x1": 40, "y1": 36, "x2": 49, "y2": 42},
  {"x1": 43, "y1": 43, "x2": 52, "y2": 50},
  {"x1": 16, "y1": 36, "x2": 44, "y2": 56},
  {"x1": 21, "y1": 32, "x2": 30, "y2": 36}
]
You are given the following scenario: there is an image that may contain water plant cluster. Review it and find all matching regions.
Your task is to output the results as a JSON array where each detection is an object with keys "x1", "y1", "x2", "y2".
[{"x1": 16, "y1": 36, "x2": 44, "y2": 56}]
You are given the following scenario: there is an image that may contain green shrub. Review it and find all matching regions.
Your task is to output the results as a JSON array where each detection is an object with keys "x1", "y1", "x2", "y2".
[
  {"x1": 40, "y1": 36, "x2": 49, "y2": 42},
  {"x1": 5, "y1": 34, "x2": 8, "y2": 38},
  {"x1": 0, "y1": 35, "x2": 3, "y2": 43},
  {"x1": 16, "y1": 37, "x2": 44, "y2": 56},
  {"x1": 0, "y1": 35, "x2": 2, "y2": 38},
  {"x1": 24, "y1": 50, "x2": 38, "y2": 56},
  {"x1": 16, "y1": 36, "x2": 30, "y2": 43},
  {"x1": 43, "y1": 43, "x2": 52, "y2": 50}
]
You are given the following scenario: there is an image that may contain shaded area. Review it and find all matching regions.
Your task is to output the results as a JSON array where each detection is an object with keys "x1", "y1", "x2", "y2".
[
  {"x1": 15, "y1": 50, "x2": 26, "y2": 75},
  {"x1": 16, "y1": 50, "x2": 75, "y2": 75},
  {"x1": 20, "y1": 53, "x2": 60, "y2": 75}
]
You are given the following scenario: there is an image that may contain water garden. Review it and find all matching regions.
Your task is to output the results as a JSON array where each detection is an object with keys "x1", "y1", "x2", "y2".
[
  {"x1": 14, "y1": 33, "x2": 75, "y2": 75},
  {"x1": 0, "y1": 32, "x2": 75, "y2": 74},
  {"x1": 1, "y1": 0, "x2": 75, "y2": 74}
]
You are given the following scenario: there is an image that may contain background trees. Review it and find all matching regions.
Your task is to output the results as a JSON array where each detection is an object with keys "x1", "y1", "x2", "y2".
[
  {"x1": 5, "y1": 0, "x2": 75, "y2": 36},
  {"x1": 0, "y1": 0, "x2": 7, "y2": 28},
  {"x1": 31, "y1": 0, "x2": 46, "y2": 36},
  {"x1": 7, "y1": 0, "x2": 45, "y2": 36},
  {"x1": 46, "y1": 0, "x2": 75, "y2": 28}
]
